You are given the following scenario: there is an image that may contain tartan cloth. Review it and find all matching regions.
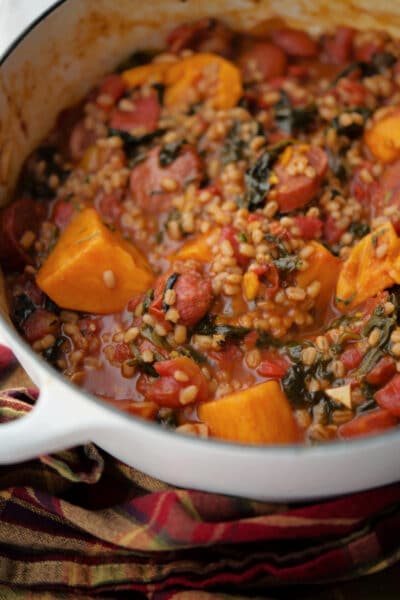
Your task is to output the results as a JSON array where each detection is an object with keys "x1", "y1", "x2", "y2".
[{"x1": 0, "y1": 346, "x2": 400, "y2": 598}]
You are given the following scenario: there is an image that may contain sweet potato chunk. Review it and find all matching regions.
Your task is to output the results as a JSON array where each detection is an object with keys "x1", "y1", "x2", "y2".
[
  {"x1": 164, "y1": 53, "x2": 242, "y2": 110},
  {"x1": 336, "y1": 222, "x2": 400, "y2": 312},
  {"x1": 297, "y1": 241, "x2": 341, "y2": 314},
  {"x1": 121, "y1": 63, "x2": 170, "y2": 88},
  {"x1": 36, "y1": 208, "x2": 154, "y2": 314},
  {"x1": 365, "y1": 108, "x2": 400, "y2": 164},
  {"x1": 198, "y1": 381, "x2": 300, "y2": 445},
  {"x1": 170, "y1": 228, "x2": 219, "y2": 262}
]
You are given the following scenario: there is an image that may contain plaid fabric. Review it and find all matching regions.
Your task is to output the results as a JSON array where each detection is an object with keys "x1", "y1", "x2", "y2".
[{"x1": 0, "y1": 346, "x2": 399, "y2": 598}]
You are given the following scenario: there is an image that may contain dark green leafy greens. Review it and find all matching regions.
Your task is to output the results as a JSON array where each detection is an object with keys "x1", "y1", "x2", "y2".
[
  {"x1": 273, "y1": 91, "x2": 317, "y2": 135},
  {"x1": 162, "y1": 273, "x2": 180, "y2": 311},
  {"x1": 329, "y1": 107, "x2": 371, "y2": 139},
  {"x1": 244, "y1": 140, "x2": 293, "y2": 212},
  {"x1": 193, "y1": 315, "x2": 251, "y2": 344},
  {"x1": 221, "y1": 121, "x2": 246, "y2": 164},
  {"x1": 159, "y1": 140, "x2": 185, "y2": 167},
  {"x1": 108, "y1": 128, "x2": 164, "y2": 159}
]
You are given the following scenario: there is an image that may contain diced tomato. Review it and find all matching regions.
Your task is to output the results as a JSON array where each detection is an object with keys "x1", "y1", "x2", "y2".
[
  {"x1": 339, "y1": 408, "x2": 398, "y2": 439},
  {"x1": 22, "y1": 309, "x2": 59, "y2": 343},
  {"x1": 271, "y1": 28, "x2": 318, "y2": 58},
  {"x1": 146, "y1": 356, "x2": 208, "y2": 408},
  {"x1": 113, "y1": 343, "x2": 131, "y2": 363},
  {"x1": 375, "y1": 374, "x2": 400, "y2": 417},
  {"x1": 335, "y1": 78, "x2": 367, "y2": 107},
  {"x1": 258, "y1": 356, "x2": 289, "y2": 378},
  {"x1": 341, "y1": 346, "x2": 363, "y2": 371},
  {"x1": 355, "y1": 42, "x2": 383, "y2": 62},
  {"x1": 370, "y1": 159, "x2": 400, "y2": 234},
  {"x1": 210, "y1": 344, "x2": 243, "y2": 375},
  {"x1": 167, "y1": 18, "x2": 233, "y2": 57},
  {"x1": 366, "y1": 356, "x2": 397, "y2": 386},
  {"x1": 220, "y1": 226, "x2": 250, "y2": 268},
  {"x1": 323, "y1": 215, "x2": 345, "y2": 245},
  {"x1": 350, "y1": 163, "x2": 379, "y2": 208},
  {"x1": 287, "y1": 64, "x2": 309, "y2": 78},
  {"x1": 238, "y1": 42, "x2": 287, "y2": 82},
  {"x1": 294, "y1": 216, "x2": 323, "y2": 239},
  {"x1": 324, "y1": 26, "x2": 355, "y2": 64},
  {"x1": 109, "y1": 95, "x2": 160, "y2": 133}
]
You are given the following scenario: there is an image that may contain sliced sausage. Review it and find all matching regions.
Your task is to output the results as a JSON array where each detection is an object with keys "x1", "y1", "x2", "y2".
[
  {"x1": 0, "y1": 197, "x2": 45, "y2": 271},
  {"x1": 174, "y1": 271, "x2": 213, "y2": 327},
  {"x1": 271, "y1": 28, "x2": 318, "y2": 58},
  {"x1": 69, "y1": 120, "x2": 98, "y2": 161},
  {"x1": 52, "y1": 199, "x2": 77, "y2": 229},
  {"x1": 323, "y1": 26, "x2": 355, "y2": 64},
  {"x1": 238, "y1": 42, "x2": 287, "y2": 83},
  {"x1": 273, "y1": 145, "x2": 328, "y2": 212},
  {"x1": 94, "y1": 190, "x2": 123, "y2": 223},
  {"x1": 109, "y1": 95, "x2": 160, "y2": 133},
  {"x1": 366, "y1": 356, "x2": 397, "y2": 386},
  {"x1": 370, "y1": 159, "x2": 400, "y2": 233},
  {"x1": 339, "y1": 408, "x2": 398, "y2": 439},
  {"x1": 130, "y1": 145, "x2": 202, "y2": 212},
  {"x1": 167, "y1": 18, "x2": 233, "y2": 57},
  {"x1": 293, "y1": 216, "x2": 323, "y2": 239},
  {"x1": 22, "y1": 309, "x2": 59, "y2": 343},
  {"x1": 375, "y1": 373, "x2": 400, "y2": 417}
]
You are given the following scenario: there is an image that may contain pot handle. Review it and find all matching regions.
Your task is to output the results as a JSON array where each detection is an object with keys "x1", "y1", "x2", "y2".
[{"x1": 0, "y1": 375, "x2": 110, "y2": 464}]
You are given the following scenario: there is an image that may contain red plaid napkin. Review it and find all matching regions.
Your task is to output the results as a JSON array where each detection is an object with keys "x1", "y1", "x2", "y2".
[{"x1": 0, "y1": 344, "x2": 399, "y2": 598}]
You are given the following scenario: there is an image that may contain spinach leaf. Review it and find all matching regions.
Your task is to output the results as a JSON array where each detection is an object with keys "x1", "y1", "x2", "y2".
[
  {"x1": 348, "y1": 221, "x2": 370, "y2": 238},
  {"x1": 162, "y1": 272, "x2": 180, "y2": 311},
  {"x1": 159, "y1": 140, "x2": 185, "y2": 167},
  {"x1": 244, "y1": 140, "x2": 293, "y2": 212},
  {"x1": 330, "y1": 61, "x2": 376, "y2": 86},
  {"x1": 273, "y1": 255, "x2": 302, "y2": 274},
  {"x1": 177, "y1": 345, "x2": 207, "y2": 364},
  {"x1": 255, "y1": 330, "x2": 281, "y2": 349},
  {"x1": 141, "y1": 325, "x2": 172, "y2": 351},
  {"x1": 108, "y1": 127, "x2": 164, "y2": 158},
  {"x1": 264, "y1": 233, "x2": 289, "y2": 257},
  {"x1": 142, "y1": 289, "x2": 154, "y2": 314},
  {"x1": 193, "y1": 314, "x2": 251, "y2": 344},
  {"x1": 372, "y1": 51, "x2": 397, "y2": 72},
  {"x1": 221, "y1": 121, "x2": 246, "y2": 164},
  {"x1": 116, "y1": 49, "x2": 159, "y2": 72},
  {"x1": 43, "y1": 335, "x2": 67, "y2": 366},
  {"x1": 12, "y1": 294, "x2": 36, "y2": 326},
  {"x1": 329, "y1": 107, "x2": 371, "y2": 139},
  {"x1": 273, "y1": 91, "x2": 317, "y2": 135}
]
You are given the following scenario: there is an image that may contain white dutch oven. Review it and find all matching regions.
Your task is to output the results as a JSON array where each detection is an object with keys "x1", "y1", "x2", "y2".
[{"x1": 0, "y1": 0, "x2": 400, "y2": 501}]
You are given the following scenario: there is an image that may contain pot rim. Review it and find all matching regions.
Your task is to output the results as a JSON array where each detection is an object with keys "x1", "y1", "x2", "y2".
[{"x1": 1, "y1": 0, "x2": 398, "y2": 459}]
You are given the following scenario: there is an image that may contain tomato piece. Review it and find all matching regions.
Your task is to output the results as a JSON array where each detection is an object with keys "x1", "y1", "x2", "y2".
[
  {"x1": 375, "y1": 373, "x2": 400, "y2": 417},
  {"x1": 220, "y1": 226, "x2": 250, "y2": 268},
  {"x1": 341, "y1": 346, "x2": 363, "y2": 371},
  {"x1": 210, "y1": 344, "x2": 242, "y2": 375},
  {"x1": 294, "y1": 216, "x2": 323, "y2": 239},
  {"x1": 339, "y1": 408, "x2": 398, "y2": 439},
  {"x1": 323, "y1": 215, "x2": 345, "y2": 245},
  {"x1": 238, "y1": 42, "x2": 287, "y2": 82},
  {"x1": 370, "y1": 159, "x2": 400, "y2": 234},
  {"x1": 366, "y1": 356, "x2": 397, "y2": 386},
  {"x1": 324, "y1": 26, "x2": 355, "y2": 63},
  {"x1": 258, "y1": 357, "x2": 289, "y2": 378},
  {"x1": 146, "y1": 356, "x2": 208, "y2": 408},
  {"x1": 113, "y1": 343, "x2": 131, "y2": 363},
  {"x1": 271, "y1": 28, "x2": 318, "y2": 58},
  {"x1": 52, "y1": 199, "x2": 77, "y2": 229}
]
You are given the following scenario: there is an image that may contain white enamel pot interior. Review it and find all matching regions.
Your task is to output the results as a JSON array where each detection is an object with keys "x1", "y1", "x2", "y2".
[{"x1": 1, "y1": 0, "x2": 400, "y2": 501}]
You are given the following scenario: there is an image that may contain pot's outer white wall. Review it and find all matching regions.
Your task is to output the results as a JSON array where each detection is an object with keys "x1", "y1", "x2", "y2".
[
  {"x1": 1, "y1": 0, "x2": 400, "y2": 500},
  {"x1": 1, "y1": 0, "x2": 400, "y2": 204}
]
